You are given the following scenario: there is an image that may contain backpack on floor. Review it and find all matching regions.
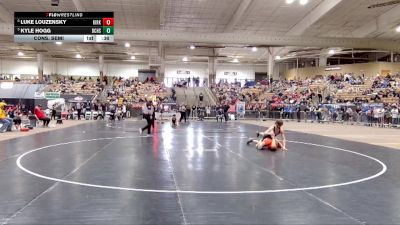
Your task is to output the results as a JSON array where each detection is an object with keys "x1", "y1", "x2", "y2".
[{"x1": 23, "y1": 124, "x2": 34, "y2": 130}]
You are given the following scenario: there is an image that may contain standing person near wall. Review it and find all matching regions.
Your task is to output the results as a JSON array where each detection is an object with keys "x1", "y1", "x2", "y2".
[
  {"x1": 256, "y1": 106, "x2": 261, "y2": 119},
  {"x1": 283, "y1": 105, "x2": 290, "y2": 119},
  {"x1": 93, "y1": 102, "x2": 99, "y2": 112},
  {"x1": 391, "y1": 105, "x2": 399, "y2": 127},
  {"x1": 378, "y1": 107, "x2": 385, "y2": 127},
  {"x1": 206, "y1": 105, "x2": 211, "y2": 118},
  {"x1": 346, "y1": 107, "x2": 353, "y2": 124},
  {"x1": 373, "y1": 107, "x2": 382, "y2": 126},
  {"x1": 85, "y1": 101, "x2": 91, "y2": 116},
  {"x1": 366, "y1": 107, "x2": 373, "y2": 125},
  {"x1": 316, "y1": 106, "x2": 322, "y2": 122},
  {"x1": 310, "y1": 105, "x2": 316, "y2": 123},
  {"x1": 317, "y1": 89, "x2": 323, "y2": 103},
  {"x1": 301, "y1": 103, "x2": 309, "y2": 122},
  {"x1": 122, "y1": 104, "x2": 127, "y2": 119},
  {"x1": 171, "y1": 88, "x2": 176, "y2": 102},
  {"x1": 51, "y1": 104, "x2": 57, "y2": 120},
  {"x1": 76, "y1": 102, "x2": 82, "y2": 120},
  {"x1": 203, "y1": 78, "x2": 207, "y2": 87},
  {"x1": 101, "y1": 103, "x2": 106, "y2": 118},
  {"x1": 186, "y1": 105, "x2": 191, "y2": 120},
  {"x1": 216, "y1": 105, "x2": 224, "y2": 122},
  {"x1": 266, "y1": 103, "x2": 272, "y2": 119},
  {"x1": 223, "y1": 103, "x2": 230, "y2": 122},
  {"x1": 197, "y1": 105, "x2": 205, "y2": 121},
  {"x1": 296, "y1": 104, "x2": 301, "y2": 122},
  {"x1": 191, "y1": 105, "x2": 197, "y2": 119}
]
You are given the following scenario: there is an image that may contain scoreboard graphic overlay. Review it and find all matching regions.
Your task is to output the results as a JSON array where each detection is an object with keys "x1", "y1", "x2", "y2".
[{"x1": 14, "y1": 12, "x2": 114, "y2": 43}]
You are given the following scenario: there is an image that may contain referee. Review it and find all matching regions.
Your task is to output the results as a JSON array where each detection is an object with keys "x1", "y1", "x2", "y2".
[
  {"x1": 139, "y1": 101, "x2": 154, "y2": 135},
  {"x1": 179, "y1": 104, "x2": 187, "y2": 123}
]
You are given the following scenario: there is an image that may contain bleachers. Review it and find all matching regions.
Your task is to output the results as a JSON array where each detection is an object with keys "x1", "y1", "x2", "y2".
[
  {"x1": 331, "y1": 76, "x2": 399, "y2": 104},
  {"x1": 383, "y1": 97, "x2": 400, "y2": 104},
  {"x1": 209, "y1": 74, "x2": 400, "y2": 111},
  {"x1": 107, "y1": 78, "x2": 168, "y2": 104},
  {"x1": 50, "y1": 81, "x2": 101, "y2": 95}
]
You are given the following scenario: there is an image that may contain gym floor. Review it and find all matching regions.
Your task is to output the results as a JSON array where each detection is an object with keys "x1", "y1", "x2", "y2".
[{"x1": 0, "y1": 120, "x2": 397, "y2": 225}]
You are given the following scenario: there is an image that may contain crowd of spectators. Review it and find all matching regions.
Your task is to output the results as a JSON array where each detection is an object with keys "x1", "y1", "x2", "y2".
[
  {"x1": 0, "y1": 74, "x2": 66, "y2": 84},
  {"x1": 212, "y1": 73, "x2": 400, "y2": 106},
  {"x1": 210, "y1": 78, "x2": 325, "y2": 109},
  {"x1": 209, "y1": 73, "x2": 400, "y2": 126},
  {"x1": 0, "y1": 75, "x2": 43, "y2": 84},
  {"x1": 49, "y1": 76, "x2": 104, "y2": 95},
  {"x1": 106, "y1": 77, "x2": 169, "y2": 109}
]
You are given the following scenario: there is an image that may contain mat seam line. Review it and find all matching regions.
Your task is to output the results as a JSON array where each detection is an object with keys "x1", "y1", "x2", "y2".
[
  {"x1": 163, "y1": 134, "x2": 188, "y2": 225},
  {"x1": 1, "y1": 139, "x2": 116, "y2": 225},
  {"x1": 203, "y1": 134, "x2": 366, "y2": 224}
]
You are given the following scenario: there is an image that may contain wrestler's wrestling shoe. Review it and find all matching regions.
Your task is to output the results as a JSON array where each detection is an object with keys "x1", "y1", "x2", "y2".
[{"x1": 246, "y1": 139, "x2": 253, "y2": 145}]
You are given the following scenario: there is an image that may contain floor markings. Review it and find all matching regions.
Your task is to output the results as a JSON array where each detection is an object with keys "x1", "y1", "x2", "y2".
[{"x1": 16, "y1": 136, "x2": 387, "y2": 194}]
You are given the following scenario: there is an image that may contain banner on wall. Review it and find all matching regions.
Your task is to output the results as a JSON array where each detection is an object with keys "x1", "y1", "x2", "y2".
[
  {"x1": 44, "y1": 92, "x2": 61, "y2": 100},
  {"x1": 236, "y1": 101, "x2": 245, "y2": 115},
  {"x1": 0, "y1": 82, "x2": 14, "y2": 89},
  {"x1": 177, "y1": 70, "x2": 190, "y2": 75},
  {"x1": 325, "y1": 67, "x2": 341, "y2": 71},
  {"x1": 224, "y1": 72, "x2": 238, "y2": 76},
  {"x1": 34, "y1": 92, "x2": 45, "y2": 99},
  {"x1": 73, "y1": 96, "x2": 84, "y2": 102}
]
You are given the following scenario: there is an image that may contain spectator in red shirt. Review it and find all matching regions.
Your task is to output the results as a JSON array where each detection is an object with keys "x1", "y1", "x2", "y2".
[{"x1": 34, "y1": 105, "x2": 50, "y2": 127}]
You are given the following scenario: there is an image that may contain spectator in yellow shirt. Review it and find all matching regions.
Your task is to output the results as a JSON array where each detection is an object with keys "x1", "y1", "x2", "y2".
[{"x1": 0, "y1": 101, "x2": 13, "y2": 133}]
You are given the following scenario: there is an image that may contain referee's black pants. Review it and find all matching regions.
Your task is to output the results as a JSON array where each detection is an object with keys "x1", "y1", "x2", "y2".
[
  {"x1": 141, "y1": 115, "x2": 152, "y2": 134},
  {"x1": 179, "y1": 112, "x2": 186, "y2": 122}
]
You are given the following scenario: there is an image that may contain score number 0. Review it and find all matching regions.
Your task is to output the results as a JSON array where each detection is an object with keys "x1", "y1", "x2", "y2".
[{"x1": 103, "y1": 18, "x2": 114, "y2": 26}]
